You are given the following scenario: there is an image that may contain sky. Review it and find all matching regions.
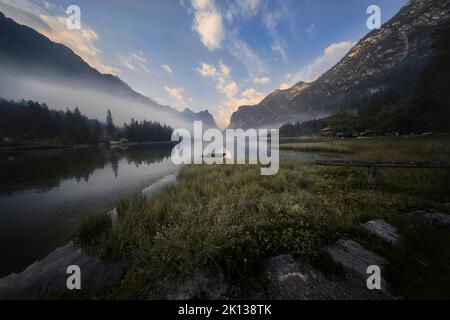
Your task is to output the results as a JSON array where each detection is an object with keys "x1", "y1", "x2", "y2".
[{"x1": 0, "y1": 0, "x2": 407, "y2": 128}]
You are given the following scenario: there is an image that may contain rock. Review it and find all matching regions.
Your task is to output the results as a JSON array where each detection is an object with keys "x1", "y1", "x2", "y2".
[
  {"x1": 141, "y1": 174, "x2": 177, "y2": 199},
  {"x1": 0, "y1": 242, "x2": 123, "y2": 299},
  {"x1": 361, "y1": 219, "x2": 401, "y2": 245},
  {"x1": 408, "y1": 210, "x2": 450, "y2": 226},
  {"x1": 265, "y1": 254, "x2": 308, "y2": 284},
  {"x1": 323, "y1": 240, "x2": 387, "y2": 276},
  {"x1": 322, "y1": 239, "x2": 389, "y2": 293},
  {"x1": 153, "y1": 270, "x2": 228, "y2": 300},
  {"x1": 262, "y1": 254, "x2": 387, "y2": 300}
]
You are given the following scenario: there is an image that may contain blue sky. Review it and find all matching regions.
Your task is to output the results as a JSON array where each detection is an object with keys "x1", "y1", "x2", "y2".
[{"x1": 0, "y1": 0, "x2": 407, "y2": 127}]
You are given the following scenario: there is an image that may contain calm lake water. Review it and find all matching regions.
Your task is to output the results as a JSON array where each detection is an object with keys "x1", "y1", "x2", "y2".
[
  {"x1": 0, "y1": 144, "x2": 331, "y2": 277},
  {"x1": 0, "y1": 144, "x2": 178, "y2": 277}
]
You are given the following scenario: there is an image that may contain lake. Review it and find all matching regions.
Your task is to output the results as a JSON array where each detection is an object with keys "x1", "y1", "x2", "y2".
[
  {"x1": 0, "y1": 144, "x2": 331, "y2": 277},
  {"x1": 0, "y1": 144, "x2": 179, "y2": 277}
]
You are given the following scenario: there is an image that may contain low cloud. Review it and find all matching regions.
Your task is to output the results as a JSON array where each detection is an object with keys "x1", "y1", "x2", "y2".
[{"x1": 0, "y1": 66, "x2": 192, "y2": 130}]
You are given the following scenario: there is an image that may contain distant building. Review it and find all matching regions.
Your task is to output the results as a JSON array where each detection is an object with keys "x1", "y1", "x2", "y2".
[{"x1": 320, "y1": 126, "x2": 335, "y2": 136}]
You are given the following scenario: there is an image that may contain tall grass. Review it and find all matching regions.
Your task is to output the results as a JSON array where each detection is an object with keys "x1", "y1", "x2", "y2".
[
  {"x1": 78, "y1": 137, "x2": 450, "y2": 299},
  {"x1": 280, "y1": 142, "x2": 353, "y2": 153}
]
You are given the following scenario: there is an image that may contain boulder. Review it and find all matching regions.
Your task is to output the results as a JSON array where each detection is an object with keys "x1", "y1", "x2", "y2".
[
  {"x1": 408, "y1": 210, "x2": 450, "y2": 226},
  {"x1": 361, "y1": 219, "x2": 400, "y2": 245},
  {"x1": 0, "y1": 242, "x2": 122, "y2": 299}
]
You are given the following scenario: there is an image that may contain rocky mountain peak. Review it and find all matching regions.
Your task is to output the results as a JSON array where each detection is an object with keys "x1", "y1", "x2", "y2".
[{"x1": 229, "y1": 0, "x2": 450, "y2": 129}]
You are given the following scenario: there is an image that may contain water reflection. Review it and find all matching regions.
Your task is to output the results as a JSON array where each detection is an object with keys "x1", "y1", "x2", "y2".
[
  {"x1": 0, "y1": 145, "x2": 174, "y2": 194},
  {"x1": 0, "y1": 144, "x2": 178, "y2": 277}
]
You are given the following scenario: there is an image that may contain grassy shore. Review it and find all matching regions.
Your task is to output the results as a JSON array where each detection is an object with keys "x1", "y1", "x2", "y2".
[
  {"x1": 77, "y1": 137, "x2": 450, "y2": 299},
  {"x1": 279, "y1": 142, "x2": 353, "y2": 153}
]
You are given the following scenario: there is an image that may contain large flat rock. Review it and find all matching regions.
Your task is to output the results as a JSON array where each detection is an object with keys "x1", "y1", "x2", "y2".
[
  {"x1": 408, "y1": 210, "x2": 450, "y2": 226},
  {"x1": 0, "y1": 242, "x2": 122, "y2": 299},
  {"x1": 322, "y1": 239, "x2": 391, "y2": 294},
  {"x1": 361, "y1": 219, "x2": 400, "y2": 245},
  {"x1": 262, "y1": 254, "x2": 386, "y2": 300},
  {"x1": 323, "y1": 240, "x2": 387, "y2": 276}
]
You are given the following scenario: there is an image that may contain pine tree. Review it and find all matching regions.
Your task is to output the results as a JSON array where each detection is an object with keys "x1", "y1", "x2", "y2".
[{"x1": 106, "y1": 109, "x2": 115, "y2": 139}]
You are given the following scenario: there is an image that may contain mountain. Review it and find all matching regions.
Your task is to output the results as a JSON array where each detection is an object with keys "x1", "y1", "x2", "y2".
[
  {"x1": 181, "y1": 108, "x2": 216, "y2": 125},
  {"x1": 229, "y1": 0, "x2": 450, "y2": 129},
  {"x1": 0, "y1": 11, "x2": 217, "y2": 128}
]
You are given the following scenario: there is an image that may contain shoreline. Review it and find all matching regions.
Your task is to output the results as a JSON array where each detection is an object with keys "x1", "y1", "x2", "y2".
[
  {"x1": 0, "y1": 171, "x2": 181, "y2": 299},
  {"x1": 0, "y1": 140, "x2": 178, "y2": 153}
]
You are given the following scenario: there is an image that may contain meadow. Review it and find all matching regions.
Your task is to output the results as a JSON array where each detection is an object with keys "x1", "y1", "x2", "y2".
[{"x1": 77, "y1": 136, "x2": 450, "y2": 299}]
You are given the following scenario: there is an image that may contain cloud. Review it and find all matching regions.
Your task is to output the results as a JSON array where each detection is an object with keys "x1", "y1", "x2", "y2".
[
  {"x1": 197, "y1": 62, "x2": 217, "y2": 78},
  {"x1": 219, "y1": 61, "x2": 231, "y2": 77},
  {"x1": 263, "y1": 10, "x2": 288, "y2": 63},
  {"x1": 263, "y1": 10, "x2": 282, "y2": 32},
  {"x1": 161, "y1": 64, "x2": 173, "y2": 75},
  {"x1": 306, "y1": 24, "x2": 317, "y2": 37},
  {"x1": 196, "y1": 60, "x2": 266, "y2": 128},
  {"x1": 279, "y1": 83, "x2": 291, "y2": 90},
  {"x1": 118, "y1": 52, "x2": 150, "y2": 73},
  {"x1": 218, "y1": 81, "x2": 238, "y2": 100},
  {"x1": 227, "y1": 32, "x2": 267, "y2": 76},
  {"x1": 164, "y1": 85, "x2": 185, "y2": 107},
  {"x1": 217, "y1": 87, "x2": 265, "y2": 128},
  {"x1": 287, "y1": 40, "x2": 356, "y2": 84},
  {"x1": 271, "y1": 41, "x2": 287, "y2": 63},
  {"x1": 0, "y1": 0, "x2": 117, "y2": 74},
  {"x1": 252, "y1": 76, "x2": 271, "y2": 85},
  {"x1": 224, "y1": 0, "x2": 262, "y2": 22},
  {"x1": 197, "y1": 60, "x2": 234, "y2": 98},
  {"x1": 190, "y1": 0, "x2": 224, "y2": 51}
]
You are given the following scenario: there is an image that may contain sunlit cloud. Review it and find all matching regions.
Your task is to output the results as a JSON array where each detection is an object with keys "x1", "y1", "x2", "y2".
[
  {"x1": 164, "y1": 85, "x2": 185, "y2": 107},
  {"x1": 217, "y1": 87, "x2": 266, "y2": 128},
  {"x1": 197, "y1": 60, "x2": 266, "y2": 128},
  {"x1": 197, "y1": 62, "x2": 217, "y2": 78},
  {"x1": 279, "y1": 83, "x2": 291, "y2": 90},
  {"x1": 190, "y1": 0, "x2": 224, "y2": 51}
]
